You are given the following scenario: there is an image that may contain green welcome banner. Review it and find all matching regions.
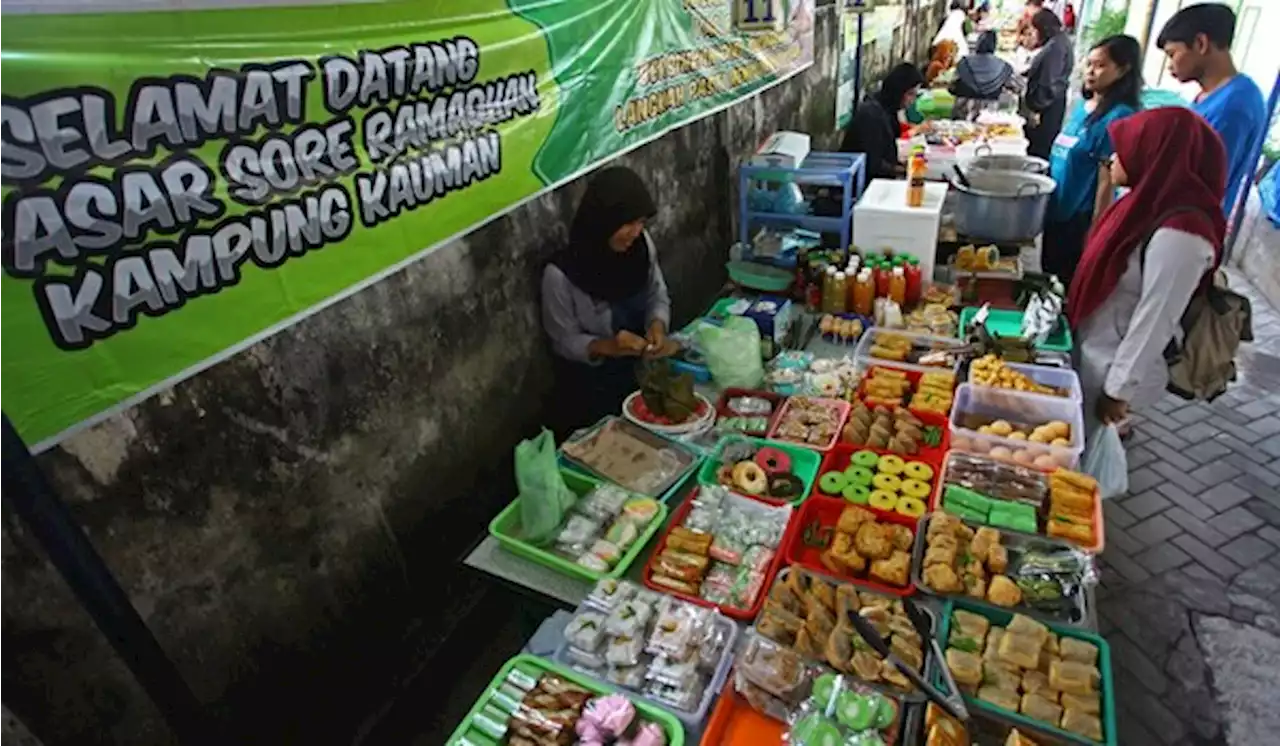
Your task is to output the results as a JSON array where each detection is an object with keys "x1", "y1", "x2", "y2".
[{"x1": 1, "y1": 0, "x2": 814, "y2": 449}]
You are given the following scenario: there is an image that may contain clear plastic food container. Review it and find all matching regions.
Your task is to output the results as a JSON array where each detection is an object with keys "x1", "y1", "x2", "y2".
[{"x1": 948, "y1": 383, "x2": 1085, "y2": 469}]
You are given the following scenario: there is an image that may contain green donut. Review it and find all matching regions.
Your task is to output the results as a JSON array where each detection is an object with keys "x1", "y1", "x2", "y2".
[
  {"x1": 842, "y1": 483, "x2": 871, "y2": 504},
  {"x1": 819, "y1": 470, "x2": 848, "y2": 495},
  {"x1": 851, "y1": 450, "x2": 881, "y2": 468},
  {"x1": 872, "y1": 693, "x2": 897, "y2": 730},
  {"x1": 836, "y1": 692, "x2": 875, "y2": 730},
  {"x1": 844, "y1": 465, "x2": 875, "y2": 486},
  {"x1": 812, "y1": 673, "x2": 839, "y2": 705},
  {"x1": 791, "y1": 714, "x2": 842, "y2": 746}
]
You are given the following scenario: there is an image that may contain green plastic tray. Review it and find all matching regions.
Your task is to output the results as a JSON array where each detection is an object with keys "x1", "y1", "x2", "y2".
[
  {"x1": 446, "y1": 654, "x2": 686, "y2": 746},
  {"x1": 696, "y1": 434, "x2": 821, "y2": 506},
  {"x1": 727, "y1": 260, "x2": 793, "y2": 292},
  {"x1": 933, "y1": 599, "x2": 1117, "y2": 746},
  {"x1": 488, "y1": 469, "x2": 668, "y2": 584},
  {"x1": 959, "y1": 306, "x2": 1073, "y2": 353}
]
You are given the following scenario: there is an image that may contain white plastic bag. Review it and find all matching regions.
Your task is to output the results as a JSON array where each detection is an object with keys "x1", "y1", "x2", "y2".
[{"x1": 1082, "y1": 424, "x2": 1128, "y2": 499}]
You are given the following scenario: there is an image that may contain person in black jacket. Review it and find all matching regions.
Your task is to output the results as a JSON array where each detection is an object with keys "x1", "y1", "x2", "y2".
[
  {"x1": 840, "y1": 63, "x2": 925, "y2": 179},
  {"x1": 1022, "y1": 9, "x2": 1074, "y2": 159}
]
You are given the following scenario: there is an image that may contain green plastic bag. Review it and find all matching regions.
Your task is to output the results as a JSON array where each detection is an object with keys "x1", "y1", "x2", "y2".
[
  {"x1": 697, "y1": 316, "x2": 764, "y2": 390},
  {"x1": 516, "y1": 429, "x2": 576, "y2": 546}
]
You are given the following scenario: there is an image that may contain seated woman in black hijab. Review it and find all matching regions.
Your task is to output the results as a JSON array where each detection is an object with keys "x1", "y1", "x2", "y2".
[
  {"x1": 951, "y1": 31, "x2": 1023, "y2": 120},
  {"x1": 542, "y1": 166, "x2": 673, "y2": 435},
  {"x1": 840, "y1": 63, "x2": 925, "y2": 179}
]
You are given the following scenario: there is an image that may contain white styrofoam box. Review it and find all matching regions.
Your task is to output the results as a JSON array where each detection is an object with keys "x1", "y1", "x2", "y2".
[
  {"x1": 751, "y1": 131, "x2": 811, "y2": 169},
  {"x1": 853, "y1": 179, "x2": 949, "y2": 281},
  {"x1": 949, "y1": 383, "x2": 1085, "y2": 469}
]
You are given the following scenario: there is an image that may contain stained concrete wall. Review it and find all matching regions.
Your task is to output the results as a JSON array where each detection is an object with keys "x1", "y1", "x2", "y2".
[{"x1": 1, "y1": 4, "x2": 934, "y2": 744}]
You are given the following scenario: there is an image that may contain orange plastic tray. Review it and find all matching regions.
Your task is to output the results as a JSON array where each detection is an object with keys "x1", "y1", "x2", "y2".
[
  {"x1": 814, "y1": 444, "x2": 945, "y2": 510},
  {"x1": 783, "y1": 494, "x2": 919, "y2": 597},
  {"x1": 699, "y1": 675, "x2": 785, "y2": 746}
]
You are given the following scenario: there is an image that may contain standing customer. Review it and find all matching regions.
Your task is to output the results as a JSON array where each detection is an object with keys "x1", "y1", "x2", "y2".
[
  {"x1": 1042, "y1": 35, "x2": 1141, "y2": 284},
  {"x1": 1158, "y1": 4, "x2": 1266, "y2": 215},
  {"x1": 950, "y1": 31, "x2": 1024, "y2": 120},
  {"x1": 840, "y1": 63, "x2": 925, "y2": 179},
  {"x1": 1068, "y1": 108, "x2": 1227, "y2": 432},
  {"x1": 1022, "y1": 9, "x2": 1073, "y2": 159},
  {"x1": 542, "y1": 166, "x2": 672, "y2": 436}
]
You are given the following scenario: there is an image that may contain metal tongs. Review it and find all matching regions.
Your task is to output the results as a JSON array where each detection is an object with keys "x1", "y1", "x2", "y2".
[{"x1": 845, "y1": 597, "x2": 970, "y2": 721}]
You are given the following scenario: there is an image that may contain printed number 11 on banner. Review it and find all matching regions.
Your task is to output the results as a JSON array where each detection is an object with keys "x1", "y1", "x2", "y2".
[{"x1": 734, "y1": 0, "x2": 788, "y2": 32}]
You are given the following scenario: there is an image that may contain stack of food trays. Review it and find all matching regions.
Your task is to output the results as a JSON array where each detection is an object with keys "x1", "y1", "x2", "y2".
[
  {"x1": 911, "y1": 512, "x2": 1097, "y2": 628},
  {"x1": 937, "y1": 603, "x2": 1116, "y2": 745},
  {"x1": 642, "y1": 486, "x2": 795, "y2": 619},
  {"x1": 555, "y1": 579, "x2": 738, "y2": 727},
  {"x1": 696, "y1": 434, "x2": 822, "y2": 506},
  {"x1": 937, "y1": 452, "x2": 1105, "y2": 553}
]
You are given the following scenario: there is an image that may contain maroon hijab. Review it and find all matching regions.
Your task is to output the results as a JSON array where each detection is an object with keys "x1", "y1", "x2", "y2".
[{"x1": 1066, "y1": 107, "x2": 1227, "y2": 327}]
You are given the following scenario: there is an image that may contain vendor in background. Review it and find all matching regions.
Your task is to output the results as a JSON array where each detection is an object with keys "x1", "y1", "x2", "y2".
[
  {"x1": 1157, "y1": 4, "x2": 1266, "y2": 216},
  {"x1": 932, "y1": 1, "x2": 971, "y2": 61},
  {"x1": 950, "y1": 31, "x2": 1023, "y2": 120},
  {"x1": 1021, "y1": 9, "x2": 1073, "y2": 159},
  {"x1": 542, "y1": 166, "x2": 672, "y2": 436},
  {"x1": 840, "y1": 63, "x2": 925, "y2": 180},
  {"x1": 1068, "y1": 108, "x2": 1226, "y2": 435},
  {"x1": 1042, "y1": 35, "x2": 1141, "y2": 284}
]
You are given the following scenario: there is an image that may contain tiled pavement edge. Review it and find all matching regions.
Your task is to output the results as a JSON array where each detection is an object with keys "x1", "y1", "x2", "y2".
[{"x1": 1096, "y1": 271, "x2": 1280, "y2": 746}]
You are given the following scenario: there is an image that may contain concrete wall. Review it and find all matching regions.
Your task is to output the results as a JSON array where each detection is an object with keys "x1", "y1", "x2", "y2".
[{"x1": 3, "y1": 6, "x2": 917, "y2": 745}]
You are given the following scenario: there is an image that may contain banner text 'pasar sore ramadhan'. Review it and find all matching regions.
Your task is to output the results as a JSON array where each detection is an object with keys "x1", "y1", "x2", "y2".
[{"x1": 0, "y1": 39, "x2": 540, "y2": 350}]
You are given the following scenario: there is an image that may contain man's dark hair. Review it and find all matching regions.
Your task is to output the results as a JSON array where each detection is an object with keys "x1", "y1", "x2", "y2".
[
  {"x1": 1026, "y1": 0, "x2": 1044, "y2": 7},
  {"x1": 1157, "y1": 3, "x2": 1236, "y2": 50},
  {"x1": 1031, "y1": 8, "x2": 1062, "y2": 40}
]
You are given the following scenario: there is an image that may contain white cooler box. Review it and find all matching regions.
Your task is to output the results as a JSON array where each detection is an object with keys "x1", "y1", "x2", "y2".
[{"x1": 853, "y1": 179, "x2": 949, "y2": 281}]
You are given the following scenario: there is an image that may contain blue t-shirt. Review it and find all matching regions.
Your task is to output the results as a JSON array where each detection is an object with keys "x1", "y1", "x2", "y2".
[
  {"x1": 1193, "y1": 74, "x2": 1267, "y2": 214},
  {"x1": 1047, "y1": 99, "x2": 1135, "y2": 222}
]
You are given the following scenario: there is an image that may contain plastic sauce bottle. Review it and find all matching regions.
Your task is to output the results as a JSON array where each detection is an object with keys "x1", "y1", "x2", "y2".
[
  {"x1": 907, "y1": 149, "x2": 926, "y2": 207},
  {"x1": 890, "y1": 266, "x2": 907, "y2": 305},
  {"x1": 854, "y1": 269, "x2": 875, "y2": 316},
  {"x1": 831, "y1": 271, "x2": 849, "y2": 313},
  {"x1": 821, "y1": 266, "x2": 837, "y2": 313},
  {"x1": 875, "y1": 261, "x2": 892, "y2": 298},
  {"x1": 905, "y1": 256, "x2": 923, "y2": 307}
]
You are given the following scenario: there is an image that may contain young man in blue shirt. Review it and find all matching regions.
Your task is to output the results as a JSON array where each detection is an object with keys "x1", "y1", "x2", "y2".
[{"x1": 1158, "y1": 3, "x2": 1266, "y2": 216}]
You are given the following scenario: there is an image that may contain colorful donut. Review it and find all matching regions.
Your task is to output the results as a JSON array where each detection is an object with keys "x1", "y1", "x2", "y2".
[
  {"x1": 852, "y1": 450, "x2": 881, "y2": 468},
  {"x1": 732, "y1": 461, "x2": 768, "y2": 495},
  {"x1": 901, "y1": 479, "x2": 931, "y2": 499},
  {"x1": 877, "y1": 454, "x2": 906, "y2": 475},
  {"x1": 819, "y1": 470, "x2": 848, "y2": 495},
  {"x1": 755, "y1": 446, "x2": 793, "y2": 475},
  {"x1": 872, "y1": 473, "x2": 902, "y2": 493},
  {"x1": 903, "y1": 461, "x2": 934, "y2": 482},
  {"x1": 843, "y1": 466, "x2": 875, "y2": 487},
  {"x1": 842, "y1": 483, "x2": 871, "y2": 504}
]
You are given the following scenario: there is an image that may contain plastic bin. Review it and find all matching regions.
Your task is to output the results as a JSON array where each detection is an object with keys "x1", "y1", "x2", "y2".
[
  {"x1": 782, "y1": 495, "x2": 919, "y2": 597},
  {"x1": 853, "y1": 179, "x2": 949, "y2": 282},
  {"x1": 959, "y1": 306, "x2": 1073, "y2": 353},
  {"x1": 949, "y1": 383, "x2": 1085, "y2": 469},
  {"x1": 641, "y1": 487, "x2": 796, "y2": 621},
  {"x1": 488, "y1": 469, "x2": 670, "y2": 584},
  {"x1": 816, "y1": 444, "x2": 946, "y2": 508},
  {"x1": 766, "y1": 396, "x2": 852, "y2": 452},
  {"x1": 966, "y1": 361, "x2": 1083, "y2": 403},
  {"x1": 933, "y1": 600, "x2": 1117, "y2": 746},
  {"x1": 445, "y1": 654, "x2": 686, "y2": 746},
  {"x1": 553, "y1": 599, "x2": 739, "y2": 728},
  {"x1": 854, "y1": 327, "x2": 966, "y2": 375},
  {"x1": 696, "y1": 434, "x2": 823, "y2": 506}
]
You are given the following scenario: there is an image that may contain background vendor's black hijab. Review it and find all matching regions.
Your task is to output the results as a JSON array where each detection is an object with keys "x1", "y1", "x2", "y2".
[
  {"x1": 875, "y1": 63, "x2": 925, "y2": 112},
  {"x1": 550, "y1": 166, "x2": 658, "y2": 303}
]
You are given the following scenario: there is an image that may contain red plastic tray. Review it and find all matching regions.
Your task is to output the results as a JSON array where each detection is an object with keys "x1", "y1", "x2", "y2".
[
  {"x1": 714, "y1": 388, "x2": 785, "y2": 436},
  {"x1": 699, "y1": 675, "x2": 786, "y2": 746},
  {"x1": 814, "y1": 444, "x2": 945, "y2": 509},
  {"x1": 766, "y1": 396, "x2": 852, "y2": 452},
  {"x1": 783, "y1": 494, "x2": 919, "y2": 597},
  {"x1": 856, "y1": 364, "x2": 956, "y2": 425},
  {"x1": 642, "y1": 487, "x2": 797, "y2": 620}
]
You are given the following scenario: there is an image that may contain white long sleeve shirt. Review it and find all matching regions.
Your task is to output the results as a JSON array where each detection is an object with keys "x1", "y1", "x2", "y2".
[{"x1": 1077, "y1": 227, "x2": 1214, "y2": 422}]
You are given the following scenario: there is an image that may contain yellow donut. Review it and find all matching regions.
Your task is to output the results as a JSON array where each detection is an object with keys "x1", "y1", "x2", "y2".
[
  {"x1": 869, "y1": 490, "x2": 898, "y2": 512},
  {"x1": 896, "y1": 496, "x2": 926, "y2": 518},
  {"x1": 903, "y1": 461, "x2": 934, "y2": 482},
  {"x1": 878, "y1": 455, "x2": 906, "y2": 475},
  {"x1": 901, "y1": 479, "x2": 931, "y2": 499},
  {"x1": 732, "y1": 461, "x2": 767, "y2": 495},
  {"x1": 872, "y1": 473, "x2": 903, "y2": 493}
]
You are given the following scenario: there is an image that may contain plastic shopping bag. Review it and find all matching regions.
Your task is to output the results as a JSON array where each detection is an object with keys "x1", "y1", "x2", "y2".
[
  {"x1": 697, "y1": 316, "x2": 764, "y2": 390},
  {"x1": 1082, "y1": 424, "x2": 1128, "y2": 499},
  {"x1": 515, "y1": 428, "x2": 576, "y2": 545}
]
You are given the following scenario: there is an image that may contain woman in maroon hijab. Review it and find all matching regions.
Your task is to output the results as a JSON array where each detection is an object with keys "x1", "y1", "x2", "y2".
[{"x1": 1069, "y1": 107, "x2": 1227, "y2": 432}]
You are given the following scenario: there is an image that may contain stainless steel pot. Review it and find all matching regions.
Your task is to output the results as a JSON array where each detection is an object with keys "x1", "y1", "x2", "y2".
[
  {"x1": 950, "y1": 170, "x2": 1057, "y2": 243},
  {"x1": 965, "y1": 153, "x2": 1050, "y2": 174}
]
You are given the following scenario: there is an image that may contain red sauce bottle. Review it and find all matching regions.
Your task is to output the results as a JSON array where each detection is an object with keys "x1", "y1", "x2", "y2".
[{"x1": 905, "y1": 256, "x2": 923, "y2": 307}]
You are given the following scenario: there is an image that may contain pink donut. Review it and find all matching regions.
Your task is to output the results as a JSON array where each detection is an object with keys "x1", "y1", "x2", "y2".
[{"x1": 754, "y1": 446, "x2": 792, "y2": 475}]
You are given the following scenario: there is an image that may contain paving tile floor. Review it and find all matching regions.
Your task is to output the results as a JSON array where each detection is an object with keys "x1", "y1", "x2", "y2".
[{"x1": 1096, "y1": 271, "x2": 1280, "y2": 746}]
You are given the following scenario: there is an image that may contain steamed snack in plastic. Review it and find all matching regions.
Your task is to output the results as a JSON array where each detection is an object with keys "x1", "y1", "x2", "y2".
[
  {"x1": 970, "y1": 355, "x2": 1063, "y2": 397},
  {"x1": 787, "y1": 672, "x2": 903, "y2": 744},
  {"x1": 905, "y1": 303, "x2": 960, "y2": 338},
  {"x1": 733, "y1": 630, "x2": 815, "y2": 721},
  {"x1": 813, "y1": 505, "x2": 913, "y2": 587},
  {"x1": 561, "y1": 418, "x2": 692, "y2": 495},
  {"x1": 545, "y1": 482, "x2": 661, "y2": 574},
  {"x1": 773, "y1": 396, "x2": 846, "y2": 447},
  {"x1": 944, "y1": 611, "x2": 1106, "y2": 742},
  {"x1": 562, "y1": 581, "x2": 730, "y2": 715},
  {"x1": 756, "y1": 568, "x2": 927, "y2": 694}
]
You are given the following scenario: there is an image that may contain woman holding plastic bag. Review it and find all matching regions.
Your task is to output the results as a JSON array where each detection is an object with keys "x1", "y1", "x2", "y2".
[
  {"x1": 542, "y1": 166, "x2": 676, "y2": 437},
  {"x1": 1069, "y1": 108, "x2": 1228, "y2": 496}
]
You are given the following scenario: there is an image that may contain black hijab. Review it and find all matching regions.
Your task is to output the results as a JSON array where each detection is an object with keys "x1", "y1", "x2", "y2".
[
  {"x1": 550, "y1": 166, "x2": 658, "y2": 303},
  {"x1": 876, "y1": 63, "x2": 925, "y2": 112}
]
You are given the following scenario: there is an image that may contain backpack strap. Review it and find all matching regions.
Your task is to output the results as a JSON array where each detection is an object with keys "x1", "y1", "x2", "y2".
[{"x1": 1137, "y1": 206, "x2": 1219, "y2": 272}]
